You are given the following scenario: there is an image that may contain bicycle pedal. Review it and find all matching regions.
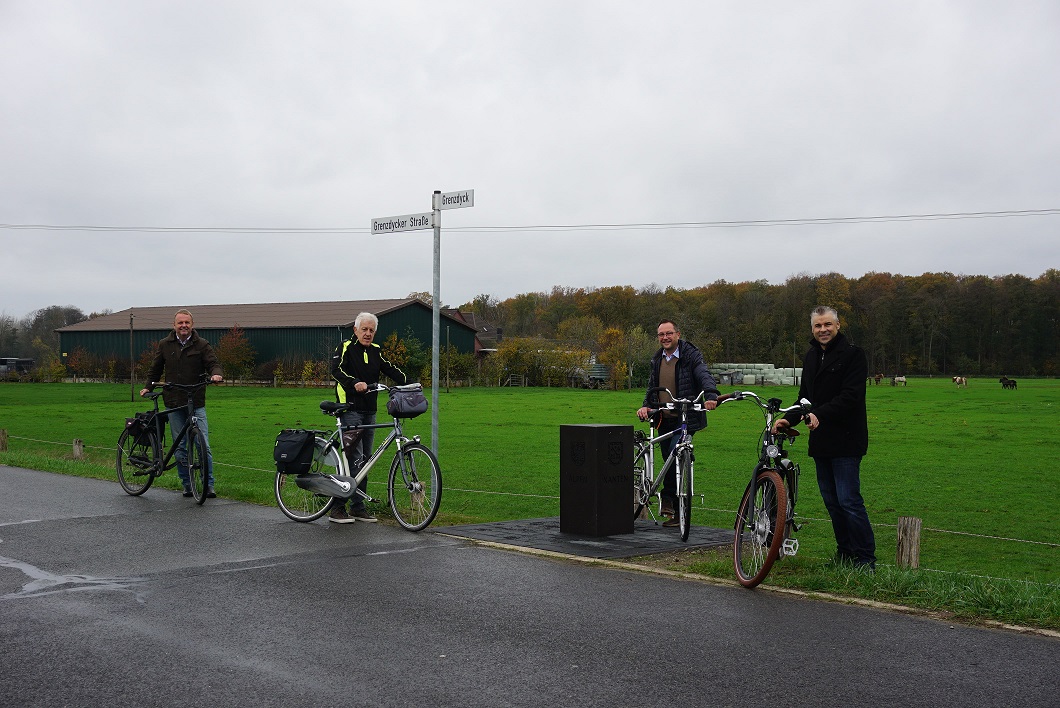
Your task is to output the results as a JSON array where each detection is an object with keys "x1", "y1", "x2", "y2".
[{"x1": 781, "y1": 538, "x2": 799, "y2": 557}]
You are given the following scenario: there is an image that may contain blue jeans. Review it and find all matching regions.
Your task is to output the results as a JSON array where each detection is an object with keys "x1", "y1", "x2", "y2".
[
  {"x1": 168, "y1": 406, "x2": 214, "y2": 490},
  {"x1": 813, "y1": 456, "x2": 875, "y2": 566},
  {"x1": 339, "y1": 410, "x2": 375, "y2": 513}
]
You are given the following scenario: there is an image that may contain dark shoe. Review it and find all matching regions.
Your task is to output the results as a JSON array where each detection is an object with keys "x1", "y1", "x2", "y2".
[
  {"x1": 206, "y1": 488, "x2": 216, "y2": 499},
  {"x1": 182, "y1": 487, "x2": 193, "y2": 498},
  {"x1": 350, "y1": 508, "x2": 377, "y2": 523},
  {"x1": 662, "y1": 516, "x2": 679, "y2": 528},
  {"x1": 329, "y1": 507, "x2": 356, "y2": 524}
]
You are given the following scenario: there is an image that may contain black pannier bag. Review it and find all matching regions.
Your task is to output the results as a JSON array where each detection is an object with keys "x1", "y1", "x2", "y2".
[
  {"x1": 273, "y1": 429, "x2": 316, "y2": 474},
  {"x1": 386, "y1": 384, "x2": 428, "y2": 419},
  {"x1": 124, "y1": 411, "x2": 161, "y2": 440}
]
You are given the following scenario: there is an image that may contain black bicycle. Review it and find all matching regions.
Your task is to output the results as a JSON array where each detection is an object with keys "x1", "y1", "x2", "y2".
[
  {"x1": 716, "y1": 390, "x2": 811, "y2": 587},
  {"x1": 116, "y1": 380, "x2": 214, "y2": 504}
]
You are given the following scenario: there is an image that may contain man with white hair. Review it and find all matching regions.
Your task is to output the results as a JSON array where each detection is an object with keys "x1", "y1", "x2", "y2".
[{"x1": 329, "y1": 312, "x2": 408, "y2": 523}]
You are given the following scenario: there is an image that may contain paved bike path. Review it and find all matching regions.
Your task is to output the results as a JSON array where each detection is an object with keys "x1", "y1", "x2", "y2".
[{"x1": 1, "y1": 465, "x2": 1056, "y2": 707}]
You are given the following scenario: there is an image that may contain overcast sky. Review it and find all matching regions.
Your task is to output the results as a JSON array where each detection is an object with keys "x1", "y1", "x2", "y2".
[{"x1": 2, "y1": 1, "x2": 1058, "y2": 319}]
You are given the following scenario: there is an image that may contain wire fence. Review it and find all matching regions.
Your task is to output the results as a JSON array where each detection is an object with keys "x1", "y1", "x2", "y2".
[{"x1": 3, "y1": 432, "x2": 1059, "y2": 558}]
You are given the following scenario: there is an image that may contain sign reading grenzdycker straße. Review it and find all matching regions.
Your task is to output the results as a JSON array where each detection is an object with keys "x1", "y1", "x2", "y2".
[{"x1": 370, "y1": 212, "x2": 434, "y2": 235}]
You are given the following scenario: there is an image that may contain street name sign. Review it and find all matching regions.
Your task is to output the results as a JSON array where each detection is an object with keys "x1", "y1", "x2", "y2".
[
  {"x1": 438, "y1": 189, "x2": 474, "y2": 210},
  {"x1": 371, "y1": 212, "x2": 434, "y2": 234}
]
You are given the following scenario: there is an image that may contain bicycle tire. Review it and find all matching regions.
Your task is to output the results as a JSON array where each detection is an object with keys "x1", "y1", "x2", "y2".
[
  {"x1": 677, "y1": 448, "x2": 692, "y2": 542},
  {"x1": 187, "y1": 426, "x2": 209, "y2": 505},
  {"x1": 733, "y1": 469, "x2": 787, "y2": 588},
  {"x1": 116, "y1": 428, "x2": 160, "y2": 496},
  {"x1": 275, "y1": 437, "x2": 342, "y2": 522},
  {"x1": 388, "y1": 443, "x2": 442, "y2": 531},
  {"x1": 632, "y1": 442, "x2": 652, "y2": 520}
]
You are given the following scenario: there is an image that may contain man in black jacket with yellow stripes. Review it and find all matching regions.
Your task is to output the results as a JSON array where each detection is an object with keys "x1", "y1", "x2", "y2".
[{"x1": 329, "y1": 312, "x2": 408, "y2": 523}]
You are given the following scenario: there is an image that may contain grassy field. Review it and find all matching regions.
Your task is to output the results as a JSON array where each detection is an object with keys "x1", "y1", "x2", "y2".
[{"x1": 2, "y1": 378, "x2": 1058, "y2": 629}]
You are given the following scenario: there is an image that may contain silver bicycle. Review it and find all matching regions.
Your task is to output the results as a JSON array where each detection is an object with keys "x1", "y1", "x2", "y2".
[
  {"x1": 632, "y1": 387, "x2": 707, "y2": 542},
  {"x1": 274, "y1": 383, "x2": 442, "y2": 531}
]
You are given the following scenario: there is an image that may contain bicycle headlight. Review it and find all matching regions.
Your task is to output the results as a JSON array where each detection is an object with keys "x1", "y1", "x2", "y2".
[{"x1": 765, "y1": 443, "x2": 781, "y2": 459}]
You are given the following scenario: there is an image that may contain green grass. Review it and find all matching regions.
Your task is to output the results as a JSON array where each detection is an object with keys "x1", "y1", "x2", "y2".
[{"x1": 2, "y1": 378, "x2": 1058, "y2": 630}]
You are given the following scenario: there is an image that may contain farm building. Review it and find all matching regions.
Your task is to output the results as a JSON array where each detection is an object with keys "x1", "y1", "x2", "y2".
[{"x1": 56, "y1": 299, "x2": 478, "y2": 368}]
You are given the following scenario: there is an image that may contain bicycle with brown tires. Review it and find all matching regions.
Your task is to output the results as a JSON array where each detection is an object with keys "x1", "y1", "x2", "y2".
[{"x1": 716, "y1": 390, "x2": 812, "y2": 587}]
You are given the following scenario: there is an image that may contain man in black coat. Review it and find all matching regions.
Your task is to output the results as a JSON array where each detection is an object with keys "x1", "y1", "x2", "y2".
[
  {"x1": 637, "y1": 319, "x2": 718, "y2": 526},
  {"x1": 142, "y1": 309, "x2": 224, "y2": 497},
  {"x1": 776, "y1": 306, "x2": 876, "y2": 569}
]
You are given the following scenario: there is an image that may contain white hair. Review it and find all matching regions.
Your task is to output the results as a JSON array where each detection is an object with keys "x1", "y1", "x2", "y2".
[{"x1": 354, "y1": 312, "x2": 378, "y2": 329}]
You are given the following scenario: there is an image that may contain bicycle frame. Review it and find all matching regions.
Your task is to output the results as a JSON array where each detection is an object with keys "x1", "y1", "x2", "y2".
[
  {"x1": 634, "y1": 387, "x2": 705, "y2": 527},
  {"x1": 314, "y1": 417, "x2": 414, "y2": 503},
  {"x1": 141, "y1": 381, "x2": 212, "y2": 475}
]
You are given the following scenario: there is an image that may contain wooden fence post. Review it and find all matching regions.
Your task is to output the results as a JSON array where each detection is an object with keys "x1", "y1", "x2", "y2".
[
  {"x1": 896, "y1": 516, "x2": 922, "y2": 569},
  {"x1": 0, "y1": 429, "x2": 8, "y2": 451},
  {"x1": 72, "y1": 438, "x2": 85, "y2": 460}
]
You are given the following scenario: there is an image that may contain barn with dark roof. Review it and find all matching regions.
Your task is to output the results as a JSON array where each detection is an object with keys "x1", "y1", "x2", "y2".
[{"x1": 56, "y1": 299, "x2": 478, "y2": 365}]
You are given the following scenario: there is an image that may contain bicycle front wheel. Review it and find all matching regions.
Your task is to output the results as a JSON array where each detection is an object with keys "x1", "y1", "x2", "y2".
[
  {"x1": 677, "y1": 449, "x2": 692, "y2": 542},
  {"x1": 734, "y1": 469, "x2": 787, "y2": 588},
  {"x1": 275, "y1": 437, "x2": 342, "y2": 522},
  {"x1": 116, "y1": 428, "x2": 160, "y2": 495},
  {"x1": 632, "y1": 442, "x2": 652, "y2": 520},
  {"x1": 388, "y1": 443, "x2": 442, "y2": 531},
  {"x1": 187, "y1": 426, "x2": 210, "y2": 505}
]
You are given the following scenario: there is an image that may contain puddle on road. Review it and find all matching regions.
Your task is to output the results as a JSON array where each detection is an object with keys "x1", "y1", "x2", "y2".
[{"x1": 0, "y1": 555, "x2": 149, "y2": 603}]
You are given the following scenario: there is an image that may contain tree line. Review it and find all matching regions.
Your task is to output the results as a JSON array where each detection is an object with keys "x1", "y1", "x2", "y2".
[
  {"x1": 4, "y1": 269, "x2": 1057, "y2": 386},
  {"x1": 461, "y1": 269, "x2": 1060, "y2": 384}
]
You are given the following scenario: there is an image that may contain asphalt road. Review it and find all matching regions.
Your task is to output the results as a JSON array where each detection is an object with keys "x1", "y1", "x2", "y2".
[{"x1": 1, "y1": 465, "x2": 1056, "y2": 707}]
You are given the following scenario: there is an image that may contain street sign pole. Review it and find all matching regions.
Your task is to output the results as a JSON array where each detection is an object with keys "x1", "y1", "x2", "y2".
[
  {"x1": 372, "y1": 189, "x2": 474, "y2": 459},
  {"x1": 431, "y1": 190, "x2": 441, "y2": 454}
]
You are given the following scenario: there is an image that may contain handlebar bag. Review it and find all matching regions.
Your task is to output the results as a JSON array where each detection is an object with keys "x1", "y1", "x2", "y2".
[
  {"x1": 386, "y1": 385, "x2": 428, "y2": 419},
  {"x1": 273, "y1": 429, "x2": 316, "y2": 474}
]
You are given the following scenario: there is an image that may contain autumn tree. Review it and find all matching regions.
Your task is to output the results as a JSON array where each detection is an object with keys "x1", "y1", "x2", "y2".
[{"x1": 215, "y1": 324, "x2": 256, "y2": 380}]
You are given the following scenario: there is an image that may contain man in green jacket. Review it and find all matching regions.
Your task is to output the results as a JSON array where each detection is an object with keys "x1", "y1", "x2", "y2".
[
  {"x1": 143, "y1": 309, "x2": 224, "y2": 498},
  {"x1": 329, "y1": 311, "x2": 408, "y2": 523}
]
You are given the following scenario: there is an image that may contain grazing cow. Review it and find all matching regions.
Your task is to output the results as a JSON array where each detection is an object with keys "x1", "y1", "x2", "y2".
[
  {"x1": 892, "y1": 375, "x2": 907, "y2": 386},
  {"x1": 873, "y1": 373, "x2": 883, "y2": 385},
  {"x1": 952, "y1": 376, "x2": 968, "y2": 388},
  {"x1": 999, "y1": 376, "x2": 1018, "y2": 390}
]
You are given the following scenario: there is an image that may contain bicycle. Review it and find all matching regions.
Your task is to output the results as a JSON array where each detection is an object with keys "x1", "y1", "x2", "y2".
[
  {"x1": 716, "y1": 390, "x2": 811, "y2": 588},
  {"x1": 632, "y1": 386, "x2": 707, "y2": 542},
  {"x1": 274, "y1": 383, "x2": 442, "y2": 531},
  {"x1": 116, "y1": 380, "x2": 215, "y2": 504}
]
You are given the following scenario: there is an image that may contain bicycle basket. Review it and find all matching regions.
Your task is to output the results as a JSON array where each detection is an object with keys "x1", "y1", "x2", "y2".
[
  {"x1": 273, "y1": 429, "x2": 316, "y2": 474},
  {"x1": 386, "y1": 384, "x2": 428, "y2": 419}
]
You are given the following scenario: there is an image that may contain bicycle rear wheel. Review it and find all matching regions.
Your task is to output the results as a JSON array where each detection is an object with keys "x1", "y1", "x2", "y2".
[
  {"x1": 275, "y1": 437, "x2": 342, "y2": 522},
  {"x1": 677, "y1": 448, "x2": 692, "y2": 542},
  {"x1": 187, "y1": 426, "x2": 209, "y2": 505},
  {"x1": 388, "y1": 443, "x2": 442, "y2": 531},
  {"x1": 734, "y1": 469, "x2": 787, "y2": 588},
  {"x1": 116, "y1": 428, "x2": 160, "y2": 495}
]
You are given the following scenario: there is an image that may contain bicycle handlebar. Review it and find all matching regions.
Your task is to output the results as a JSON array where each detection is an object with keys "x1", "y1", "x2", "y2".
[{"x1": 717, "y1": 390, "x2": 812, "y2": 417}]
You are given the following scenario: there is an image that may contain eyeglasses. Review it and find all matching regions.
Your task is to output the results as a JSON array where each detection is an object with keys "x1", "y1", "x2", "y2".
[{"x1": 657, "y1": 331, "x2": 676, "y2": 338}]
